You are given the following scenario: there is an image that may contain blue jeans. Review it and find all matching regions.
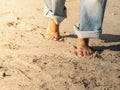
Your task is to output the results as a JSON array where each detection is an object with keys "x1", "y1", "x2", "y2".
[{"x1": 44, "y1": 0, "x2": 107, "y2": 38}]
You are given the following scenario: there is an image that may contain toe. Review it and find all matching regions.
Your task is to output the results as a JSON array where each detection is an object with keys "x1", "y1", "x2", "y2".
[
  {"x1": 46, "y1": 32, "x2": 59, "y2": 41},
  {"x1": 77, "y1": 46, "x2": 94, "y2": 57},
  {"x1": 78, "y1": 52, "x2": 84, "y2": 57},
  {"x1": 77, "y1": 48, "x2": 84, "y2": 57},
  {"x1": 89, "y1": 49, "x2": 94, "y2": 55},
  {"x1": 86, "y1": 51, "x2": 90, "y2": 56},
  {"x1": 83, "y1": 50, "x2": 87, "y2": 56}
]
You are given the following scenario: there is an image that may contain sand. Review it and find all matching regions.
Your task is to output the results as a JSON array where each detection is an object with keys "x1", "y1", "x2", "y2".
[{"x1": 0, "y1": 0, "x2": 120, "y2": 90}]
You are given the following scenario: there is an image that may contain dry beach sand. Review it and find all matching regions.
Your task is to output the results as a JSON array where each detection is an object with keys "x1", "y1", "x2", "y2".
[{"x1": 0, "y1": 0, "x2": 120, "y2": 90}]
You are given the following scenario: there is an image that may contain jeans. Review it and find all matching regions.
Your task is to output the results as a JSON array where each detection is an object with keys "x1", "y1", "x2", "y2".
[{"x1": 44, "y1": 0, "x2": 107, "y2": 38}]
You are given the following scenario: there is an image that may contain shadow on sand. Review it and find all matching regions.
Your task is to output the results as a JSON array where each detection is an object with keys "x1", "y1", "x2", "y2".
[
  {"x1": 62, "y1": 34, "x2": 120, "y2": 42},
  {"x1": 94, "y1": 34, "x2": 120, "y2": 52},
  {"x1": 62, "y1": 34, "x2": 120, "y2": 52},
  {"x1": 62, "y1": 34, "x2": 77, "y2": 39},
  {"x1": 100, "y1": 34, "x2": 120, "y2": 43}
]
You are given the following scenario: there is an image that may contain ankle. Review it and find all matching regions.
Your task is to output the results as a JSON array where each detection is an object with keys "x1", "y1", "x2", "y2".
[
  {"x1": 49, "y1": 19, "x2": 59, "y2": 32},
  {"x1": 77, "y1": 38, "x2": 89, "y2": 47}
]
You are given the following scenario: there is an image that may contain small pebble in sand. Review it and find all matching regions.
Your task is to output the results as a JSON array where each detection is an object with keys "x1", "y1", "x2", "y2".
[
  {"x1": 0, "y1": 71, "x2": 6, "y2": 78},
  {"x1": 111, "y1": 12, "x2": 116, "y2": 16}
]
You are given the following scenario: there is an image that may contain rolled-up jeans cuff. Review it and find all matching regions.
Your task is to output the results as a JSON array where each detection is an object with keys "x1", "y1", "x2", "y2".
[
  {"x1": 44, "y1": 5, "x2": 66, "y2": 24},
  {"x1": 74, "y1": 24, "x2": 101, "y2": 38}
]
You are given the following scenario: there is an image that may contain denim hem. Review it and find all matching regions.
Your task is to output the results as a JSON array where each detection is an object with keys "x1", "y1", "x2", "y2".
[
  {"x1": 44, "y1": 5, "x2": 66, "y2": 24},
  {"x1": 74, "y1": 24, "x2": 101, "y2": 38}
]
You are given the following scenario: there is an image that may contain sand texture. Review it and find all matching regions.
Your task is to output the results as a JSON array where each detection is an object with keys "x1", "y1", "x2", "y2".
[{"x1": 0, "y1": 0, "x2": 120, "y2": 90}]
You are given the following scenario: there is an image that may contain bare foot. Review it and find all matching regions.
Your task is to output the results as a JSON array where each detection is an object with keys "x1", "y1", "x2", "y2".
[
  {"x1": 77, "y1": 38, "x2": 94, "y2": 57},
  {"x1": 46, "y1": 19, "x2": 60, "y2": 41}
]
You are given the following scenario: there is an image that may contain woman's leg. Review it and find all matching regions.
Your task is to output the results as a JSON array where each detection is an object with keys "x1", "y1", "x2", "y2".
[
  {"x1": 44, "y1": 0, "x2": 66, "y2": 40},
  {"x1": 75, "y1": 0, "x2": 107, "y2": 56}
]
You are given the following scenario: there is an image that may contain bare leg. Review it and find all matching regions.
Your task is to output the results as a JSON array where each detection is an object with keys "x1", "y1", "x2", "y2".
[
  {"x1": 77, "y1": 38, "x2": 94, "y2": 57},
  {"x1": 46, "y1": 18, "x2": 60, "y2": 41}
]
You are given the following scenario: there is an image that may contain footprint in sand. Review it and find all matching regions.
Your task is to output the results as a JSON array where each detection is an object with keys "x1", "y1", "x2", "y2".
[
  {"x1": 6, "y1": 17, "x2": 21, "y2": 28},
  {"x1": 7, "y1": 21, "x2": 18, "y2": 27},
  {"x1": 3, "y1": 42, "x2": 21, "y2": 50}
]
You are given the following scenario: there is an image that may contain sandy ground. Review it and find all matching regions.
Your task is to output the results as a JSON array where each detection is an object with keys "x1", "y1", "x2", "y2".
[{"x1": 0, "y1": 0, "x2": 120, "y2": 90}]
